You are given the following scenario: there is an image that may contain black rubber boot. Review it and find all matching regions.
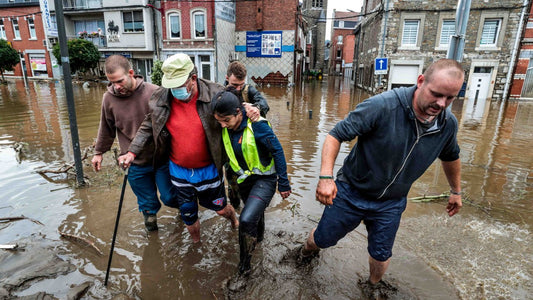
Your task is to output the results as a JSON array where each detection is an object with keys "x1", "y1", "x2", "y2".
[{"x1": 238, "y1": 231, "x2": 257, "y2": 275}]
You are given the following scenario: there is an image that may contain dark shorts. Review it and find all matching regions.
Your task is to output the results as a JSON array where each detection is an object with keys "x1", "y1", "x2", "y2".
[
  {"x1": 314, "y1": 180, "x2": 407, "y2": 262},
  {"x1": 169, "y1": 162, "x2": 227, "y2": 225}
]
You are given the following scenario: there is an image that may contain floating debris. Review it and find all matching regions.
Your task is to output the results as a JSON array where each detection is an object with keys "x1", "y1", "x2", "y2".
[{"x1": 59, "y1": 231, "x2": 103, "y2": 256}]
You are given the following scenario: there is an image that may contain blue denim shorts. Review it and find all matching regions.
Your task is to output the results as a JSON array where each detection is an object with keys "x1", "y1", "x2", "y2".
[{"x1": 314, "y1": 180, "x2": 407, "y2": 262}]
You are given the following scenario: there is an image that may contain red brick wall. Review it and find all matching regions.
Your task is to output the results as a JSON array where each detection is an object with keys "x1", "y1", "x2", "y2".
[
  {"x1": 161, "y1": 0, "x2": 215, "y2": 48},
  {"x1": 236, "y1": 0, "x2": 298, "y2": 31},
  {"x1": 1, "y1": 6, "x2": 53, "y2": 78}
]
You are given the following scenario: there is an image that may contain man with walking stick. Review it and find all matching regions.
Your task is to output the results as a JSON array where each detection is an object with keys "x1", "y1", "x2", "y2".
[{"x1": 91, "y1": 55, "x2": 177, "y2": 232}]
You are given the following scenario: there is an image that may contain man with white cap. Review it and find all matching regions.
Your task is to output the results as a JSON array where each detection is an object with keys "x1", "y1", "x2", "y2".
[{"x1": 119, "y1": 53, "x2": 238, "y2": 242}]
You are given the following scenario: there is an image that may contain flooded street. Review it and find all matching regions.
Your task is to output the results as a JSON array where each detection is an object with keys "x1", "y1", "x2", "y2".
[{"x1": 0, "y1": 78, "x2": 531, "y2": 299}]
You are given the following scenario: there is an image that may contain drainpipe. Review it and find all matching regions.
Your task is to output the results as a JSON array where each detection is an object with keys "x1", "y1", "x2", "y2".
[{"x1": 502, "y1": 0, "x2": 529, "y2": 101}]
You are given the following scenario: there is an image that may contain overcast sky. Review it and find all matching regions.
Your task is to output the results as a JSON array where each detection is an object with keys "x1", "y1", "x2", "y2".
[{"x1": 326, "y1": 0, "x2": 363, "y2": 40}]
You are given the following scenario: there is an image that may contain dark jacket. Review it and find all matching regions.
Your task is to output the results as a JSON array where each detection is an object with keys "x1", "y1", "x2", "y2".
[
  {"x1": 224, "y1": 81, "x2": 270, "y2": 116},
  {"x1": 129, "y1": 78, "x2": 225, "y2": 173},
  {"x1": 94, "y1": 76, "x2": 158, "y2": 166},
  {"x1": 331, "y1": 85, "x2": 460, "y2": 200},
  {"x1": 226, "y1": 112, "x2": 291, "y2": 192}
]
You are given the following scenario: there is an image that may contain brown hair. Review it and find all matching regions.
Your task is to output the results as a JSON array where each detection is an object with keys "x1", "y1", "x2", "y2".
[
  {"x1": 424, "y1": 59, "x2": 464, "y2": 83},
  {"x1": 105, "y1": 55, "x2": 131, "y2": 74},
  {"x1": 227, "y1": 61, "x2": 247, "y2": 80}
]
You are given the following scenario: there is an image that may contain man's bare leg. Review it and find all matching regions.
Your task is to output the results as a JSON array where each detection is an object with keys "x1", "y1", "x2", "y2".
[
  {"x1": 186, "y1": 220, "x2": 201, "y2": 243},
  {"x1": 303, "y1": 228, "x2": 320, "y2": 256},
  {"x1": 217, "y1": 204, "x2": 239, "y2": 229},
  {"x1": 369, "y1": 256, "x2": 390, "y2": 284}
]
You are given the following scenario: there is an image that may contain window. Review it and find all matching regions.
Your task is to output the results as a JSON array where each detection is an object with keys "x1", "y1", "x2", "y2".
[
  {"x1": 192, "y1": 10, "x2": 206, "y2": 38},
  {"x1": 402, "y1": 20, "x2": 419, "y2": 46},
  {"x1": 12, "y1": 19, "x2": 21, "y2": 39},
  {"x1": 344, "y1": 21, "x2": 358, "y2": 28},
  {"x1": 336, "y1": 48, "x2": 341, "y2": 59},
  {"x1": 0, "y1": 20, "x2": 5, "y2": 40},
  {"x1": 168, "y1": 12, "x2": 181, "y2": 39},
  {"x1": 439, "y1": 20, "x2": 455, "y2": 46},
  {"x1": 200, "y1": 55, "x2": 211, "y2": 80},
  {"x1": 312, "y1": 0, "x2": 323, "y2": 8},
  {"x1": 27, "y1": 18, "x2": 37, "y2": 39},
  {"x1": 480, "y1": 19, "x2": 501, "y2": 46},
  {"x1": 333, "y1": 21, "x2": 340, "y2": 27},
  {"x1": 123, "y1": 11, "x2": 144, "y2": 32}
]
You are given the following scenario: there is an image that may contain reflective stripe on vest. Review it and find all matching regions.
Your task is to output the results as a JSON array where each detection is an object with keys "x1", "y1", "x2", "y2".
[{"x1": 222, "y1": 118, "x2": 275, "y2": 184}]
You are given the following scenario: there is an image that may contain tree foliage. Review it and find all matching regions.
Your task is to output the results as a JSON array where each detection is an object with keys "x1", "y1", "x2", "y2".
[
  {"x1": 151, "y1": 60, "x2": 163, "y2": 86},
  {"x1": 0, "y1": 40, "x2": 20, "y2": 82},
  {"x1": 53, "y1": 38, "x2": 100, "y2": 74}
]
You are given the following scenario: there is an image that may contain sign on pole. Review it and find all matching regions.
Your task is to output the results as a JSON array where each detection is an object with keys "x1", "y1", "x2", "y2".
[{"x1": 374, "y1": 58, "x2": 388, "y2": 75}]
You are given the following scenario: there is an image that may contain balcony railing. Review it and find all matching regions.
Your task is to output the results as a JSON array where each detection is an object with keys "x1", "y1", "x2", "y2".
[{"x1": 63, "y1": 0, "x2": 102, "y2": 10}]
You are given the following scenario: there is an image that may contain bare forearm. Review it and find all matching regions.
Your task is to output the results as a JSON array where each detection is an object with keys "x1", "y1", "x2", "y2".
[
  {"x1": 442, "y1": 158, "x2": 461, "y2": 192},
  {"x1": 320, "y1": 134, "x2": 341, "y2": 176}
]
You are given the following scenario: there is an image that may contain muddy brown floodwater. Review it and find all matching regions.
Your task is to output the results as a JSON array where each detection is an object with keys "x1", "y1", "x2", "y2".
[{"x1": 0, "y1": 78, "x2": 531, "y2": 299}]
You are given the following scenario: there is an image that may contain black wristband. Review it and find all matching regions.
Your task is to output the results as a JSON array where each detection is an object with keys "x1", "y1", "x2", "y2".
[{"x1": 450, "y1": 190, "x2": 462, "y2": 195}]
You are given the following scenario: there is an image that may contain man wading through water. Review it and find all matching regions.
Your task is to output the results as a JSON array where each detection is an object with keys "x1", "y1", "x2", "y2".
[
  {"x1": 120, "y1": 54, "x2": 241, "y2": 242},
  {"x1": 298, "y1": 59, "x2": 464, "y2": 298},
  {"x1": 92, "y1": 55, "x2": 177, "y2": 232}
]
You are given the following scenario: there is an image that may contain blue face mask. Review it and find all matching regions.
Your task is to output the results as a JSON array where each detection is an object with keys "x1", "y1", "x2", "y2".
[{"x1": 171, "y1": 87, "x2": 191, "y2": 100}]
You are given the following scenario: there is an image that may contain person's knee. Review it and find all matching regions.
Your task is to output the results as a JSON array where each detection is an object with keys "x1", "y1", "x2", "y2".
[
  {"x1": 368, "y1": 246, "x2": 393, "y2": 262},
  {"x1": 179, "y1": 201, "x2": 198, "y2": 225}
]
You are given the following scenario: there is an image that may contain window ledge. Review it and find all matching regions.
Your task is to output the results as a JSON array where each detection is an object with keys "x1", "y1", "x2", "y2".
[
  {"x1": 435, "y1": 45, "x2": 449, "y2": 51},
  {"x1": 398, "y1": 46, "x2": 420, "y2": 51},
  {"x1": 475, "y1": 46, "x2": 500, "y2": 51}
]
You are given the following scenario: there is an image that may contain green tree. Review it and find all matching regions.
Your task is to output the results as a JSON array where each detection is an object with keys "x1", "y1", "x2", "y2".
[
  {"x1": 53, "y1": 38, "x2": 100, "y2": 75},
  {"x1": 151, "y1": 59, "x2": 163, "y2": 86},
  {"x1": 0, "y1": 40, "x2": 20, "y2": 83}
]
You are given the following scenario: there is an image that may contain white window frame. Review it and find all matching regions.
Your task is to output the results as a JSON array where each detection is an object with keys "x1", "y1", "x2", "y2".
[
  {"x1": 27, "y1": 18, "x2": 37, "y2": 39},
  {"x1": 12, "y1": 19, "x2": 21, "y2": 40},
  {"x1": 312, "y1": 0, "x2": 323, "y2": 8},
  {"x1": 480, "y1": 19, "x2": 501, "y2": 46},
  {"x1": 401, "y1": 20, "x2": 419, "y2": 46},
  {"x1": 398, "y1": 13, "x2": 425, "y2": 50},
  {"x1": 0, "y1": 20, "x2": 6, "y2": 40},
  {"x1": 167, "y1": 11, "x2": 181, "y2": 39},
  {"x1": 475, "y1": 12, "x2": 508, "y2": 51},
  {"x1": 191, "y1": 9, "x2": 206, "y2": 39},
  {"x1": 435, "y1": 13, "x2": 455, "y2": 51}
]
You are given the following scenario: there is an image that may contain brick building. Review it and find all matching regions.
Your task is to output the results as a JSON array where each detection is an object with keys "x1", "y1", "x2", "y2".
[
  {"x1": 0, "y1": 0, "x2": 54, "y2": 78},
  {"x1": 234, "y1": 0, "x2": 303, "y2": 85},
  {"x1": 509, "y1": 1, "x2": 533, "y2": 99},
  {"x1": 329, "y1": 10, "x2": 358, "y2": 78},
  {"x1": 354, "y1": 0, "x2": 525, "y2": 102},
  {"x1": 159, "y1": 0, "x2": 222, "y2": 82}
]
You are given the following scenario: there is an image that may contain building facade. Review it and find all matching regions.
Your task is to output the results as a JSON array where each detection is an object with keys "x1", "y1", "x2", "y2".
[
  {"x1": 329, "y1": 10, "x2": 358, "y2": 78},
  {"x1": 354, "y1": 0, "x2": 525, "y2": 103},
  {"x1": 1, "y1": 0, "x2": 54, "y2": 78},
  {"x1": 46, "y1": 0, "x2": 158, "y2": 80}
]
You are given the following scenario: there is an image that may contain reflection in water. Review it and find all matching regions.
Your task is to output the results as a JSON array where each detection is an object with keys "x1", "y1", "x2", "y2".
[{"x1": 0, "y1": 79, "x2": 532, "y2": 298}]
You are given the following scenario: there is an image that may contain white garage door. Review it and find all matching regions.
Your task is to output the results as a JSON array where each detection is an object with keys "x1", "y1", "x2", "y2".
[{"x1": 390, "y1": 64, "x2": 419, "y2": 88}]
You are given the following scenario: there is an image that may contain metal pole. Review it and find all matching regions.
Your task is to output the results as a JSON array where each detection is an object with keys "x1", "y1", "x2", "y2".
[
  {"x1": 53, "y1": 0, "x2": 85, "y2": 186},
  {"x1": 447, "y1": 0, "x2": 471, "y2": 62},
  {"x1": 378, "y1": 0, "x2": 390, "y2": 85}
]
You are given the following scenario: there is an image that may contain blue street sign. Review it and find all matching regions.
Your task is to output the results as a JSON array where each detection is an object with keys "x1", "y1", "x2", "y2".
[{"x1": 375, "y1": 58, "x2": 388, "y2": 75}]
